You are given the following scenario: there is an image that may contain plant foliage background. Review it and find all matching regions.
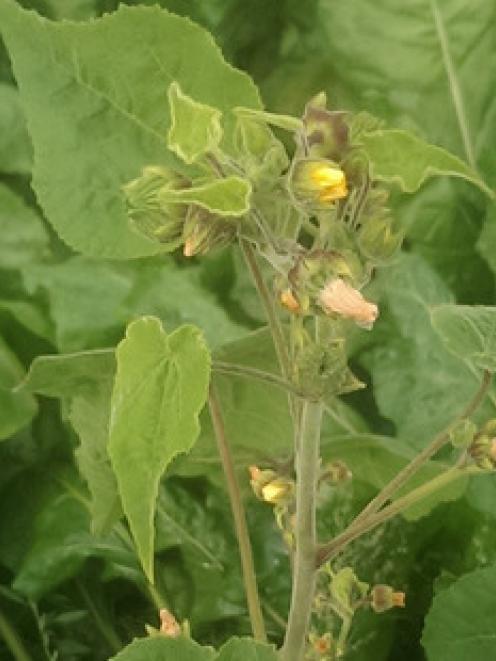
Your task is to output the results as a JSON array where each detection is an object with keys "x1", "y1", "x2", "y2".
[{"x1": 0, "y1": 0, "x2": 495, "y2": 659}]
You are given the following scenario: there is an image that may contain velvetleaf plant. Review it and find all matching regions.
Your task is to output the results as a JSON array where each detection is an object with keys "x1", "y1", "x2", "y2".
[{"x1": 0, "y1": 1, "x2": 496, "y2": 660}]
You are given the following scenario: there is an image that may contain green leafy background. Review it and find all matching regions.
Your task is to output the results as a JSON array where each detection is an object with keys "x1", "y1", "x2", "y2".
[{"x1": 0, "y1": 0, "x2": 495, "y2": 659}]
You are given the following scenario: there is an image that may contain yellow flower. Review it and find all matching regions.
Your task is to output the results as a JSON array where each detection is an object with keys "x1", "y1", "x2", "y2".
[
  {"x1": 310, "y1": 164, "x2": 348, "y2": 202},
  {"x1": 290, "y1": 158, "x2": 348, "y2": 210}
]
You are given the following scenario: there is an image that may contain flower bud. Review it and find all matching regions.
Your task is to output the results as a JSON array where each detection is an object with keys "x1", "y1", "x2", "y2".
[
  {"x1": 159, "y1": 608, "x2": 181, "y2": 638},
  {"x1": 249, "y1": 466, "x2": 293, "y2": 505},
  {"x1": 122, "y1": 166, "x2": 187, "y2": 245},
  {"x1": 301, "y1": 92, "x2": 350, "y2": 161},
  {"x1": 322, "y1": 460, "x2": 352, "y2": 485},
  {"x1": 280, "y1": 288, "x2": 301, "y2": 314},
  {"x1": 370, "y1": 585, "x2": 406, "y2": 613},
  {"x1": 311, "y1": 632, "x2": 333, "y2": 656},
  {"x1": 449, "y1": 419, "x2": 477, "y2": 448},
  {"x1": 182, "y1": 206, "x2": 237, "y2": 257},
  {"x1": 358, "y1": 218, "x2": 403, "y2": 264},
  {"x1": 319, "y1": 278, "x2": 378, "y2": 329},
  {"x1": 470, "y1": 434, "x2": 496, "y2": 470},
  {"x1": 289, "y1": 158, "x2": 348, "y2": 211},
  {"x1": 261, "y1": 478, "x2": 294, "y2": 505}
]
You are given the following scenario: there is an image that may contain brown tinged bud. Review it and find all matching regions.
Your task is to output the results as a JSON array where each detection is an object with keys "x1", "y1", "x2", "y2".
[
  {"x1": 322, "y1": 460, "x2": 352, "y2": 485},
  {"x1": 370, "y1": 585, "x2": 406, "y2": 613},
  {"x1": 280, "y1": 288, "x2": 301, "y2": 313},
  {"x1": 182, "y1": 206, "x2": 237, "y2": 257},
  {"x1": 159, "y1": 609, "x2": 181, "y2": 638},
  {"x1": 319, "y1": 278, "x2": 378, "y2": 329}
]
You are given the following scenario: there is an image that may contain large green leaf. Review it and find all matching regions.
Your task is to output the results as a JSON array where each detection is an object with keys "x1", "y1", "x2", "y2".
[
  {"x1": 18, "y1": 348, "x2": 115, "y2": 399},
  {"x1": 318, "y1": 0, "x2": 496, "y2": 176},
  {"x1": 217, "y1": 638, "x2": 277, "y2": 661},
  {"x1": 108, "y1": 317, "x2": 211, "y2": 581},
  {"x1": 13, "y1": 491, "x2": 93, "y2": 599},
  {"x1": 0, "y1": 1, "x2": 261, "y2": 258},
  {"x1": 0, "y1": 334, "x2": 37, "y2": 441},
  {"x1": 0, "y1": 82, "x2": 32, "y2": 174},
  {"x1": 109, "y1": 636, "x2": 277, "y2": 661},
  {"x1": 362, "y1": 129, "x2": 493, "y2": 198},
  {"x1": 360, "y1": 253, "x2": 496, "y2": 445},
  {"x1": 431, "y1": 304, "x2": 496, "y2": 372},
  {"x1": 0, "y1": 183, "x2": 48, "y2": 268},
  {"x1": 109, "y1": 636, "x2": 215, "y2": 661},
  {"x1": 71, "y1": 383, "x2": 122, "y2": 536},
  {"x1": 21, "y1": 257, "x2": 246, "y2": 352},
  {"x1": 422, "y1": 564, "x2": 496, "y2": 660}
]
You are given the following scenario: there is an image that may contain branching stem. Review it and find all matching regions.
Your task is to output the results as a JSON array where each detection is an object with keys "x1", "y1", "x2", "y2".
[
  {"x1": 317, "y1": 465, "x2": 484, "y2": 566},
  {"x1": 347, "y1": 369, "x2": 491, "y2": 531}
]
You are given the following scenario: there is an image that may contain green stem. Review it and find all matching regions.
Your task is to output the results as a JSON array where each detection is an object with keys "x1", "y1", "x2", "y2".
[
  {"x1": 213, "y1": 360, "x2": 303, "y2": 397},
  {"x1": 317, "y1": 466, "x2": 482, "y2": 566},
  {"x1": 240, "y1": 240, "x2": 291, "y2": 380},
  {"x1": 76, "y1": 580, "x2": 122, "y2": 654},
  {"x1": 280, "y1": 401, "x2": 323, "y2": 661},
  {"x1": 0, "y1": 609, "x2": 32, "y2": 661},
  {"x1": 208, "y1": 385, "x2": 267, "y2": 642},
  {"x1": 349, "y1": 369, "x2": 491, "y2": 529}
]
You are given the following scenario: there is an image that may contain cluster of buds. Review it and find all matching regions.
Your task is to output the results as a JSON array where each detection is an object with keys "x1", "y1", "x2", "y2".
[
  {"x1": 369, "y1": 585, "x2": 406, "y2": 613},
  {"x1": 469, "y1": 419, "x2": 496, "y2": 470},
  {"x1": 123, "y1": 166, "x2": 238, "y2": 257},
  {"x1": 279, "y1": 250, "x2": 378, "y2": 330},
  {"x1": 248, "y1": 466, "x2": 294, "y2": 506}
]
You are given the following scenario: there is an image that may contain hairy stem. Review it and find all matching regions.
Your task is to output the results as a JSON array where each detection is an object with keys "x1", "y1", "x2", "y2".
[
  {"x1": 0, "y1": 610, "x2": 32, "y2": 661},
  {"x1": 317, "y1": 465, "x2": 482, "y2": 566},
  {"x1": 281, "y1": 400, "x2": 323, "y2": 661},
  {"x1": 240, "y1": 240, "x2": 291, "y2": 380},
  {"x1": 349, "y1": 369, "x2": 491, "y2": 529},
  {"x1": 208, "y1": 385, "x2": 267, "y2": 642},
  {"x1": 213, "y1": 360, "x2": 303, "y2": 396}
]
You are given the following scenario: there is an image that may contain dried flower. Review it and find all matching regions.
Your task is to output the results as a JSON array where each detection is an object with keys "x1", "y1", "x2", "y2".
[
  {"x1": 370, "y1": 585, "x2": 406, "y2": 613},
  {"x1": 319, "y1": 278, "x2": 378, "y2": 329}
]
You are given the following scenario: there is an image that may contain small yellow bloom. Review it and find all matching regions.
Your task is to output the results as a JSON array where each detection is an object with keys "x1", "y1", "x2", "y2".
[
  {"x1": 261, "y1": 478, "x2": 293, "y2": 505},
  {"x1": 310, "y1": 165, "x2": 348, "y2": 202},
  {"x1": 290, "y1": 158, "x2": 348, "y2": 211}
]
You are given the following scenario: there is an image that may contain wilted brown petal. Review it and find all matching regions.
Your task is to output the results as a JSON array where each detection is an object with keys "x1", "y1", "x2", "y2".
[{"x1": 319, "y1": 278, "x2": 378, "y2": 329}]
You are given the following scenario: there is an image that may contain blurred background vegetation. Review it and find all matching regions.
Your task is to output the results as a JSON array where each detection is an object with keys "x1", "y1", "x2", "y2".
[{"x1": 1, "y1": 1, "x2": 495, "y2": 659}]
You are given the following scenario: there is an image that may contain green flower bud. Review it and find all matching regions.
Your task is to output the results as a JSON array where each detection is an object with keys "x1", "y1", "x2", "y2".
[
  {"x1": 182, "y1": 206, "x2": 237, "y2": 257},
  {"x1": 470, "y1": 433, "x2": 496, "y2": 470},
  {"x1": 122, "y1": 166, "x2": 188, "y2": 245},
  {"x1": 289, "y1": 158, "x2": 348, "y2": 212},
  {"x1": 358, "y1": 218, "x2": 403, "y2": 264},
  {"x1": 449, "y1": 419, "x2": 477, "y2": 448}
]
